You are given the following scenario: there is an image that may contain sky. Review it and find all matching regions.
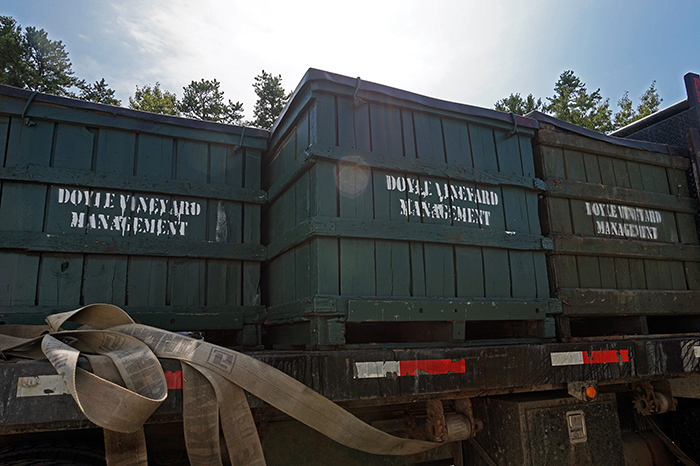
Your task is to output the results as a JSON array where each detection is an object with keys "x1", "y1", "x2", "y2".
[{"x1": 3, "y1": 1, "x2": 699, "y2": 121}]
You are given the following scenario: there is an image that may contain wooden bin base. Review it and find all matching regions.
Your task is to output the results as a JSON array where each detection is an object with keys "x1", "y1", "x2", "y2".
[{"x1": 264, "y1": 296, "x2": 559, "y2": 349}]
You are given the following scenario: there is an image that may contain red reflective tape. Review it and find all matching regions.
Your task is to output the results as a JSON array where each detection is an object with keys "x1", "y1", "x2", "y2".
[
  {"x1": 582, "y1": 350, "x2": 621, "y2": 364},
  {"x1": 619, "y1": 350, "x2": 629, "y2": 362},
  {"x1": 399, "y1": 359, "x2": 466, "y2": 376},
  {"x1": 164, "y1": 370, "x2": 183, "y2": 389}
]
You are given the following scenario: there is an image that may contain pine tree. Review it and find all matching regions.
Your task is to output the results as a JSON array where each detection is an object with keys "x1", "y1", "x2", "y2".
[
  {"x1": 78, "y1": 78, "x2": 120, "y2": 106},
  {"x1": 494, "y1": 93, "x2": 542, "y2": 115},
  {"x1": 179, "y1": 79, "x2": 243, "y2": 124},
  {"x1": 250, "y1": 71, "x2": 289, "y2": 130}
]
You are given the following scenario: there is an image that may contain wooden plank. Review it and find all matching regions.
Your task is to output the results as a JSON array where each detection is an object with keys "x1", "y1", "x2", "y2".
[
  {"x1": 353, "y1": 101, "x2": 371, "y2": 152},
  {"x1": 0, "y1": 230, "x2": 266, "y2": 260},
  {"x1": 644, "y1": 260, "x2": 673, "y2": 290},
  {"x1": 666, "y1": 167, "x2": 691, "y2": 198},
  {"x1": 423, "y1": 244, "x2": 455, "y2": 297},
  {"x1": 0, "y1": 116, "x2": 9, "y2": 163},
  {"x1": 677, "y1": 213, "x2": 700, "y2": 245},
  {"x1": 337, "y1": 96, "x2": 356, "y2": 149},
  {"x1": 613, "y1": 258, "x2": 632, "y2": 289},
  {"x1": 0, "y1": 165, "x2": 266, "y2": 203},
  {"x1": 569, "y1": 199, "x2": 596, "y2": 235},
  {"x1": 242, "y1": 261, "x2": 260, "y2": 306},
  {"x1": 126, "y1": 257, "x2": 167, "y2": 306},
  {"x1": 1, "y1": 98, "x2": 268, "y2": 149},
  {"x1": 543, "y1": 198, "x2": 573, "y2": 235},
  {"x1": 340, "y1": 239, "x2": 375, "y2": 295},
  {"x1": 626, "y1": 161, "x2": 645, "y2": 191},
  {"x1": 551, "y1": 235, "x2": 700, "y2": 261},
  {"x1": 409, "y1": 242, "x2": 426, "y2": 297},
  {"x1": 549, "y1": 255, "x2": 579, "y2": 289},
  {"x1": 518, "y1": 135, "x2": 536, "y2": 179},
  {"x1": 639, "y1": 164, "x2": 670, "y2": 195},
  {"x1": 0, "y1": 252, "x2": 39, "y2": 305},
  {"x1": 525, "y1": 191, "x2": 540, "y2": 235},
  {"x1": 669, "y1": 261, "x2": 688, "y2": 291},
  {"x1": 598, "y1": 257, "x2": 617, "y2": 289},
  {"x1": 563, "y1": 149, "x2": 586, "y2": 182},
  {"x1": 82, "y1": 255, "x2": 127, "y2": 305},
  {"x1": 309, "y1": 94, "x2": 336, "y2": 147},
  {"x1": 494, "y1": 128, "x2": 523, "y2": 176},
  {"x1": 628, "y1": 259, "x2": 648, "y2": 289},
  {"x1": 310, "y1": 161, "x2": 338, "y2": 217},
  {"x1": 374, "y1": 240, "x2": 410, "y2": 297},
  {"x1": 443, "y1": 118, "x2": 473, "y2": 168},
  {"x1": 455, "y1": 246, "x2": 484, "y2": 297},
  {"x1": 207, "y1": 260, "x2": 242, "y2": 307},
  {"x1": 413, "y1": 113, "x2": 444, "y2": 162},
  {"x1": 5, "y1": 118, "x2": 53, "y2": 167},
  {"x1": 296, "y1": 112, "x2": 310, "y2": 158},
  {"x1": 582, "y1": 153, "x2": 602, "y2": 183},
  {"x1": 310, "y1": 238, "x2": 339, "y2": 295},
  {"x1": 577, "y1": 256, "x2": 601, "y2": 288},
  {"x1": 346, "y1": 298, "x2": 553, "y2": 322},
  {"x1": 370, "y1": 103, "x2": 403, "y2": 158},
  {"x1": 300, "y1": 145, "x2": 543, "y2": 192},
  {"x1": 265, "y1": 217, "x2": 550, "y2": 259},
  {"x1": 469, "y1": 124, "x2": 499, "y2": 172},
  {"x1": 509, "y1": 250, "x2": 537, "y2": 298},
  {"x1": 53, "y1": 123, "x2": 94, "y2": 171},
  {"x1": 535, "y1": 145, "x2": 566, "y2": 179},
  {"x1": 596, "y1": 155, "x2": 616, "y2": 186},
  {"x1": 533, "y1": 251, "x2": 550, "y2": 298},
  {"x1": 279, "y1": 132, "x2": 296, "y2": 182},
  {"x1": 136, "y1": 133, "x2": 173, "y2": 179},
  {"x1": 295, "y1": 171, "x2": 311, "y2": 224},
  {"x1": 685, "y1": 262, "x2": 700, "y2": 290},
  {"x1": 267, "y1": 255, "x2": 284, "y2": 305},
  {"x1": 536, "y1": 129, "x2": 690, "y2": 169},
  {"x1": 0, "y1": 182, "x2": 46, "y2": 232},
  {"x1": 502, "y1": 186, "x2": 530, "y2": 233},
  {"x1": 169, "y1": 258, "x2": 205, "y2": 306},
  {"x1": 95, "y1": 128, "x2": 135, "y2": 175},
  {"x1": 401, "y1": 109, "x2": 417, "y2": 159},
  {"x1": 543, "y1": 179, "x2": 697, "y2": 214},
  {"x1": 483, "y1": 248, "x2": 510, "y2": 298},
  {"x1": 558, "y1": 288, "x2": 700, "y2": 316},
  {"x1": 295, "y1": 244, "x2": 311, "y2": 299},
  {"x1": 611, "y1": 159, "x2": 631, "y2": 188},
  {"x1": 338, "y1": 163, "x2": 373, "y2": 219},
  {"x1": 280, "y1": 250, "x2": 296, "y2": 303},
  {"x1": 36, "y1": 253, "x2": 83, "y2": 306}
]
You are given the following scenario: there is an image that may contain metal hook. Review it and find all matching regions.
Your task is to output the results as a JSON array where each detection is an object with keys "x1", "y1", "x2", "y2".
[
  {"x1": 353, "y1": 77, "x2": 366, "y2": 108},
  {"x1": 507, "y1": 112, "x2": 519, "y2": 138},
  {"x1": 22, "y1": 91, "x2": 38, "y2": 127}
]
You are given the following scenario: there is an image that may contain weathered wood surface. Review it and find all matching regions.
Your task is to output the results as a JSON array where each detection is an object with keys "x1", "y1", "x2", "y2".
[
  {"x1": 558, "y1": 289, "x2": 700, "y2": 316},
  {"x1": 0, "y1": 98, "x2": 266, "y2": 330}
]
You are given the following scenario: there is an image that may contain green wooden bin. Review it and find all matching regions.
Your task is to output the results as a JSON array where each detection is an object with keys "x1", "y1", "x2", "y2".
[
  {"x1": 0, "y1": 86, "x2": 268, "y2": 344},
  {"x1": 530, "y1": 112, "x2": 700, "y2": 338},
  {"x1": 262, "y1": 69, "x2": 560, "y2": 348}
]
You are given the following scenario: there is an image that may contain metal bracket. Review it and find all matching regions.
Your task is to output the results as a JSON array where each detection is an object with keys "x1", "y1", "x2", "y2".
[
  {"x1": 22, "y1": 90, "x2": 39, "y2": 126},
  {"x1": 233, "y1": 126, "x2": 246, "y2": 154},
  {"x1": 353, "y1": 77, "x2": 366, "y2": 108},
  {"x1": 567, "y1": 380, "x2": 598, "y2": 402},
  {"x1": 507, "y1": 112, "x2": 519, "y2": 138}
]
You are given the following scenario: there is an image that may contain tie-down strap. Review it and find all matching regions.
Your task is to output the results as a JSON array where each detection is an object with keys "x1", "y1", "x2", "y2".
[{"x1": 0, "y1": 304, "x2": 449, "y2": 465}]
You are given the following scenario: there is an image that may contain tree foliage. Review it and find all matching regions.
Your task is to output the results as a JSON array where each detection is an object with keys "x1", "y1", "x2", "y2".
[
  {"x1": 178, "y1": 79, "x2": 243, "y2": 124},
  {"x1": 78, "y1": 78, "x2": 120, "y2": 106},
  {"x1": 22, "y1": 25, "x2": 79, "y2": 95},
  {"x1": 495, "y1": 70, "x2": 663, "y2": 133},
  {"x1": 129, "y1": 82, "x2": 179, "y2": 115},
  {"x1": 250, "y1": 70, "x2": 289, "y2": 129},
  {"x1": 0, "y1": 16, "x2": 28, "y2": 88},
  {"x1": 494, "y1": 93, "x2": 542, "y2": 115}
]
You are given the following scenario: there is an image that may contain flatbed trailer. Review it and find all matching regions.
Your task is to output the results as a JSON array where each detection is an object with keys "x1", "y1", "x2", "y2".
[{"x1": 3, "y1": 71, "x2": 700, "y2": 466}]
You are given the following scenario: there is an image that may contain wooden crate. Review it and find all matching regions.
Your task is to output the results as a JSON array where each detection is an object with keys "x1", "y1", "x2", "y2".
[
  {"x1": 531, "y1": 113, "x2": 700, "y2": 339},
  {"x1": 262, "y1": 69, "x2": 559, "y2": 348},
  {"x1": 0, "y1": 85, "x2": 268, "y2": 344}
]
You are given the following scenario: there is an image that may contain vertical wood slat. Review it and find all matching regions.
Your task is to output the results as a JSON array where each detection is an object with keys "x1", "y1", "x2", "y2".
[{"x1": 1, "y1": 97, "x2": 266, "y2": 332}]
